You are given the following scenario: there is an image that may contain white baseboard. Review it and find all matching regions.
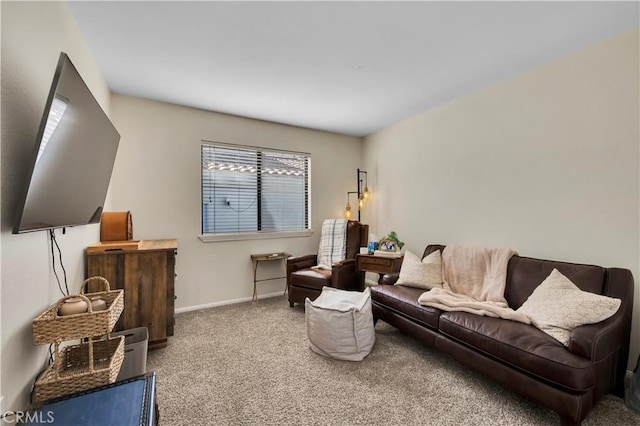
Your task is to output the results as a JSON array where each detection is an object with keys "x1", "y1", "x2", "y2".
[
  {"x1": 175, "y1": 291, "x2": 285, "y2": 314},
  {"x1": 364, "y1": 278, "x2": 378, "y2": 287}
]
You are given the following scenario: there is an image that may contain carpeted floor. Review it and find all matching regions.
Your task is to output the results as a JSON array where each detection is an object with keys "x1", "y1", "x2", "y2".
[{"x1": 147, "y1": 296, "x2": 640, "y2": 425}]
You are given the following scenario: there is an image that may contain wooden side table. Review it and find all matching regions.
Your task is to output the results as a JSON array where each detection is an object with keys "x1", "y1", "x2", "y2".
[
  {"x1": 250, "y1": 252, "x2": 291, "y2": 301},
  {"x1": 356, "y1": 254, "x2": 403, "y2": 284}
]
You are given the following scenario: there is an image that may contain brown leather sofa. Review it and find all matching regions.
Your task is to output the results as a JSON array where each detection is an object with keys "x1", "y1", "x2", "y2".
[
  {"x1": 287, "y1": 221, "x2": 368, "y2": 307},
  {"x1": 371, "y1": 244, "x2": 634, "y2": 425}
]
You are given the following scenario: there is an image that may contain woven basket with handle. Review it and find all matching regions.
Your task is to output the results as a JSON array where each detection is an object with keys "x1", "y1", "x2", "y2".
[
  {"x1": 32, "y1": 276, "x2": 124, "y2": 345},
  {"x1": 34, "y1": 335, "x2": 125, "y2": 402}
]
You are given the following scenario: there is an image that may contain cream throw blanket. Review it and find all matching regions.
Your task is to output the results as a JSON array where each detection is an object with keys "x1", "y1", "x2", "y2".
[
  {"x1": 417, "y1": 245, "x2": 530, "y2": 324},
  {"x1": 312, "y1": 219, "x2": 348, "y2": 270}
]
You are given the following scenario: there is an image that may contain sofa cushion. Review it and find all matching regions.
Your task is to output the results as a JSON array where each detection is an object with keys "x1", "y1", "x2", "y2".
[
  {"x1": 395, "y1": 250, "x2": 443, "y2": 290},
  {"x1": 516, "y1": 269, "x2": 621, "y2": 346},
  {"x1": 290, "y1": 268, "x2": 331, "y2": 291},
  {"x1": 439, "y1": 311, "x2": 594, "y2": 392},
  {"x1": 371, "y1": 285, "x2": 442, "y2": 330}
]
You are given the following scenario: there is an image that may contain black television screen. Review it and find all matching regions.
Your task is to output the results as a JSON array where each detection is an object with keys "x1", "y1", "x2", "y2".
[{"x1": 13, "y1": 52, "x2": 120, "y2": 234}]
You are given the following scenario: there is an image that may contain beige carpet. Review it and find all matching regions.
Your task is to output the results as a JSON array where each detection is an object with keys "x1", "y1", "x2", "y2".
[{"x1": 147, "y1": 296, "x2": 640, "y2": 425}]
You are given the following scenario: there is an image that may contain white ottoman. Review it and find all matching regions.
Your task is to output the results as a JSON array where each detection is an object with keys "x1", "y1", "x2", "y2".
[{"x1": 305, "y1": 287, "x2": 375, "y2": 361}]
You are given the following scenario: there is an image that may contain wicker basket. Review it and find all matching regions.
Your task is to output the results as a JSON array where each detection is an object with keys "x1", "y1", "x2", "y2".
[
  {"x1": 34, "y1": 335, "x2": 125, "y2": 402},
  {"x1": 33, "y1": 277, "x2": 124, "y2": 345}
]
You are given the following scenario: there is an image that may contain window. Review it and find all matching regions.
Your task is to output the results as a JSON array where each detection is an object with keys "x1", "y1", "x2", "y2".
[{"x1": 201, "y1": 142, "x2": 310, "y2": 238}]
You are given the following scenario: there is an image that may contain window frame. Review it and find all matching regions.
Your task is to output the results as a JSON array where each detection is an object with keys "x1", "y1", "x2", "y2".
[{"x1": 199, "y1": 141, "x2": 313, "y2": 242}]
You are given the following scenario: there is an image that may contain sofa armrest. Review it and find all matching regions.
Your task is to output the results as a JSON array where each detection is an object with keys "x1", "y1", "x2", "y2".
[
  {"x1": 569, "y1": 268, "x2": 634, "y2": 361},
  {"x1": 331, "y1": 259, "x2": 364, "y2": 291},
  {"x1": 380, "y1": 273, "x2": 400, "y2": 285},
  {"x1": 570, "y1": 317, "x2": 627, "y2": 361}
]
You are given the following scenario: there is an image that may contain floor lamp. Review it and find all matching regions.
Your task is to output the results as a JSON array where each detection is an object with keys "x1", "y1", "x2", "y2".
[{"x1": 343, "y1": 168, "x2": 370, "y2": 221}]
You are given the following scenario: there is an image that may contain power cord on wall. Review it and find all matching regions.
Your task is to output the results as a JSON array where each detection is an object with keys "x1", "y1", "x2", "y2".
[
  {"x1": 26, "y1": 344, "x2": 55, "y2": 406},
  {"x1": 24, "y1": 231, "x2": 71, "y2": 407},
  {"x1": 49, "y1": 229, "x2": 69, "y2": 297},
  {"x1": 224, "y1": 197, "x2": 257, "y2": 212}
]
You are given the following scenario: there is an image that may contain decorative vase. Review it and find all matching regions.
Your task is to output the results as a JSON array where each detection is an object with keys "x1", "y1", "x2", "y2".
[
  {"x1": 58, "y1": 297, "x2": 89, "y2": 316},
  {"x1": 90, "y1": 297, "x2": 107, "y2": 311}
]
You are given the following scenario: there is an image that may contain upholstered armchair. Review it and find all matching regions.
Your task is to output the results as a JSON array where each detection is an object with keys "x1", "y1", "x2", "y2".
[{"x1": 287, "y1": 220, "x2": 368, "y2": 307}]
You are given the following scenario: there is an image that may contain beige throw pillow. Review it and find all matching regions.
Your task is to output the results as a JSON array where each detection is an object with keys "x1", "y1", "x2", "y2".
[
  {"x1": 395, "y1": 250, "x2": 443, "y2": 290},
  {"x1": 516, "y1": 268, "x2": 621, "y2": 346}
]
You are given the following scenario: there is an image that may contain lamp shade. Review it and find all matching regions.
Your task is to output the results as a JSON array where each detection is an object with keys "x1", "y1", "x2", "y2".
[
  {"x1": 363, "y1": 185, "x2": 370, "y2": 202},
  {"x1": 343, "y1": 201, "x2": 352, "y2": 220}
]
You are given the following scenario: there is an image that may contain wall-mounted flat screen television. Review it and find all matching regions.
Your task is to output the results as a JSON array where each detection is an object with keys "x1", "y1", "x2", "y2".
[{"x1": 13, "y1": 52, "x2": 120, "y2": 234}]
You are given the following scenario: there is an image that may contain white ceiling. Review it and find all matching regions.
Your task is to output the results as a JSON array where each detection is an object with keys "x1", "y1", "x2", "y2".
[{"x1": 67, "y1": 1, "x2": 639, "y2": 137}]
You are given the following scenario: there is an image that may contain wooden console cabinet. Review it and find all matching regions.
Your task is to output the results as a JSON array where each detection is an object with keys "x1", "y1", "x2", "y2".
[{"x1": 86, "y1": 239, "x2": 177, "y2": 350}]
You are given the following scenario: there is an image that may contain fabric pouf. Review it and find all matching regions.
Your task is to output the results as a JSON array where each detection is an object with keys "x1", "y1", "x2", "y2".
[{"x1": 305, "y1": 287, "x2": 375, "y2": 361}]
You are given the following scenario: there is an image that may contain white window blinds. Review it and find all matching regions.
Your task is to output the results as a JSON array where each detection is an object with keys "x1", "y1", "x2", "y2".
[{"x1": 201, "y1": 142, "x2": 310, "y2": 234}]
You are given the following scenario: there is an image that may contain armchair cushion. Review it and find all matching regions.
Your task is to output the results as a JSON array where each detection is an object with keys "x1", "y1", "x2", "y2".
[{"x1": 289, "y1": 268, "x2": 332, "y2": 291}]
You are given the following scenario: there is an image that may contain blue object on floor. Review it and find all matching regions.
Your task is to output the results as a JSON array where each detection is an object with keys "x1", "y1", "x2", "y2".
[{"x1": 26, "y1": 372, "x2": 156, "y2": 426}]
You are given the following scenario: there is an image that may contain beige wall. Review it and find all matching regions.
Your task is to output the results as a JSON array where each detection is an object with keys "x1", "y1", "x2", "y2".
[
  {"x1": 109, "y1": 95, "x2": 362, "y2": 310},
  {"x1": 0, "y1": 2, "x2": 361, "y2": 410},
  {"x1": 1, "y1": 2, "x2": 637, "y2": 413},
  {"x1": 364, "y1": 29, "x2": 640, "y2": 367},
  {"x1": 1, "y1": 2, "x2": 114, "y2": 412}
]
